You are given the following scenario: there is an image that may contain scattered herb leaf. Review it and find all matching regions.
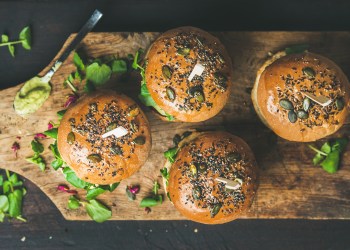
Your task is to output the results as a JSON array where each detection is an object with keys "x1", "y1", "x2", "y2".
[
  {"x1": 68, "y1": 195, "x2": 80, "y2": 210},
  {"x1": 285, "y1": 44, "x2": 309, "y2": 55},
  {"x1": 309, "y1": 138, "x2": 348, "y2": 173},
  {"x1": 0, "y1": 170, "x2": 26, "y2": 222},
  {"x1": 85, "y1": 199, "x2": 112, "y2": 223},
  {"x1": 111, "y1": 59, "x2": 127, "y2": 73},
  {"x1": 44, "y1": 128, "x2": 58, "y2": 139},
  {"x1": 31, "y1": 140, "x2": 44, "y2": 154},
  {"x1": 164, "y1": 147, "x2": 178, "y2": 163},
  {"x1": 86, "y1": 63, "x2": 112, "y2": 85},
  {"x1": 73, "y1": 52, "x2": 85, "y2": 71}
]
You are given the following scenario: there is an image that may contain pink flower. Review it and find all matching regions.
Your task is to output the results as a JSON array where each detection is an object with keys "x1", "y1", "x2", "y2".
[
  {"x1": 11, "y1": 142, "x2": 20, "y2": 157},
  {"x1": 128, "y1": 185, "x2": 140, "y2": 194},
  {"x1": 48, "y1": 122, "x2": 54, "y2": 130},
  {"x1": 57, "y1": 185, "x2": 78, "y2": 194},
  {"x1": 145, "y1": 207, "x2": 151, "y2": 214},
  {"x1": 34, "y1": 133, "x2": 47, "y2": 139},
  {"x1": 64, "y1": 93, "x2": 79, "y2": 108}
]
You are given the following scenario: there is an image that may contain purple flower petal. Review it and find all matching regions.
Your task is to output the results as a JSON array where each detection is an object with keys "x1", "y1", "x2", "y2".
[
  {"x1": 34, "y1": 133, "x2": 47, "y2": 139},
  {"x1": 57, "y1": 185, "x2": 78, "y2": 194},
  {"x1": 129, "y1": 185, "x2": 140, "y2": 194},
  {"x1": 64, "y1": 93, "x2": 79, "y2": 108}
]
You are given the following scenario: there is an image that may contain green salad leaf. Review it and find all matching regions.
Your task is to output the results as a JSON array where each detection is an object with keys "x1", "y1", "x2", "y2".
[
  {"x1": 309, "y1": 138, "x2": 348, "y2": 173},
  {"x1": 0, "y1": 26, "x2": 31, "y2": 57},
  {"x1": 140, "y1": 196, "x2": 163, "y2": 207},
  {"x1": 68, "y1": 196, "x2": 81, "y2": 210},
  {"x1": 44, "y1": 128, "x2": 58, "y2": 139},
  {"x1": 133, "y1": 49, "x2": 174, "y2": 121},
  {"x1": 140, "y1": 181, "x2": 163, "y2": 208},
  {"x1": 160, "y1": 167, "x2": 170, "y2": 186},
  {"x1": 19, "y1": 26, "x2": 31, "y2": 50},
  {"x1": 85, "y1": 199, "x2": 112, "y2": 223},
  {"x1": 112, "y1": 59, "x2": 127, "y2": 73},
  {"x1": 285, "y1": 44, "x2": 309, "y2": 55},
  {"x1": 31, "y1": 140, "x2": 44, "y2": 154},
  {"x1": 164, "y1": 147, "x2": 178, "y2": 163},
  {"x1": 0, "y1": 171, "x2": 26, "y2": 222},
  {"x1": 73, "y1": 52, "x2": 85, "y2": 71},
  {"x1": 86, "y1": 62, "x2": 112, "y2": 85},
  {"x1": 26, "y1": 153, "x2": 45, "y2": 171},
  {"x1": 86, "y1": 187, "x2": 106, "y2": 200},
  {"x1": 62, "y1": 167, "x2": 89, "y2": 189},
  {"x1": 57, "y1": 109, "x2": 66, "y2": 120}
]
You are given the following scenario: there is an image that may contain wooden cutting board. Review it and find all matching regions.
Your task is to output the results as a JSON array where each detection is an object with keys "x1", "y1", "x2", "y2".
[{"x1": 1, "y1": 32, "x2": 350, "y2": 221}]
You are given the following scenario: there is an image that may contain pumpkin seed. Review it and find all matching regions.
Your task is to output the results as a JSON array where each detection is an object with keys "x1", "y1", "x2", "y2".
[
  {"x1": 89, "y1": 103, "x2": 97, "y2": 112},
  {"x1": 288, "y1": 110, "x2": 297, "y2": 123},
  {"x1": 192, "y1": 186, "x2": 202, "y2": 200},
  {"x1": 302, "y1": 67, "x2": 316, "y2": 78},
  {"x1": 210, "y1": 203, "x2": 222, "y2": 218},
  {"x1": 279, "y1": 99, "x2": 294, "y2": 110},
  {"x1": 134, "y1": 136, "x2": 146, "y2": 145},
  {"x1": 106, "y1": 122, "x2": 117, "y2": 132},
  {"x1": 227, "y1": 152, "x2": 242, "y2": 163},
  {"x1": 194, "y1": 91, "x2": 204, "y2": 103},
  {"x1": 182, "y1": 131, "x2": 192, "y2": 138},
  {"x1": 67, "y1": 132, "x2": 75, "y2": 145},
  {"x1": 188, "y1": 85, "x2": 202, "y2": 96},
  {"x1": 198, "y1": 164, "x2": 207, "y2": 173},
  {"x1": 303, "y1": 97, "x2": 311, "y2": 112},
  {"x1": 214, "y1": 72, "x2": 228, "y2": 89},
  {"x1": 177, "y1": 47, "x2": 190, "y2": 56},
  {"x1": 110, "y1": 146, "x2": 123, "y2": 155},
  {"x1": 190, "y1": 164, "x2": 197, "y2": 178},
  {"x1": 130, "y1": 121, "x2": 138, "y2": 133},
  {"x1": 128, "y1": 107, "x2": 140, "y2": 117},
  {"x1": 336, "y1": 97, "x2": 345, "y2": 111},
  {"x1": 297, "y1": 110, "x2": 309, "y2": 120},
  {"x1": 162, "y1": 65, "x2": 172, "y2": 79},
  {"x1": 166, "y1": 87, "x2": 176, "y2": 101},
  {"x1": 173, "y1": 134, "x2": 181, "y2": 146},
  {"x1": 87, "y1": 154, "x2": 102, "y2": 163}
]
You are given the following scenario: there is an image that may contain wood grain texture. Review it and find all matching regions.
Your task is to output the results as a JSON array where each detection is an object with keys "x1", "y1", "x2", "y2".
[{"x1": 1, "y1": 32, "x2": 350, "y2": 220}]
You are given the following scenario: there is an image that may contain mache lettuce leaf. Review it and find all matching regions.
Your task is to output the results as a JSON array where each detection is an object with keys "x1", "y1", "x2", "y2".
[{"x1": 133, "y1": 50, "x2": 174, "y2": 121}]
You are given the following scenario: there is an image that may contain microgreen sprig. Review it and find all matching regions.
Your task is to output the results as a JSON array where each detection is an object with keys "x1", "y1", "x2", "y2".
[
  {"x1": 0, "y1": 170, "x2": 26, "y2": 222},
  {"x1": 309, "y1": 138, "x2": 348, "y2": 173},
  {"x1": 0, "y1": 26, "x2": 31, "y2": 57}
]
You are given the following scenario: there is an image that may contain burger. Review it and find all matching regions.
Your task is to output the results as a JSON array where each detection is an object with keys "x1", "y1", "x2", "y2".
[
  {"x1": 57, "y1": 91, "x2": 151, "y2": 185},
  {"x1": 161, "y1": 131, "x2": 258, "y2": 224},
  {"x1": 134, "y1": 26, "x2": 233, "y2": 122},
  {"x1": 252, "y1": 48, "x2": 350, "y2": 142}
]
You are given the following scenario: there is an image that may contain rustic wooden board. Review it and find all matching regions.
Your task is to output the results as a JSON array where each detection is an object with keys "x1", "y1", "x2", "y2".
[{"x1": 1, "y1": 32, "x2": 350, "y2": 221}]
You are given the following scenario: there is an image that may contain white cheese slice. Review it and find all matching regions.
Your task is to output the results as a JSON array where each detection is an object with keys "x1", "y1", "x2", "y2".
[
  {"x1": 216, "y1": 177, "x2": 242, "y2": 190},
  {"x1": 302, "y1": 92, "x2": 332, "y2": 107},
  {"x1": 188, "y1": 63, "x2": 205, "y2": 81},
  {"x1": 102, "y1": 126, "x2": 128, "y2": 139}
]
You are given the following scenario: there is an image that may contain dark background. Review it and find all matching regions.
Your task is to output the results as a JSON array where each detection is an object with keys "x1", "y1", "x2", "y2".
[{"x1": 1, "y1": 0, "x2": 350, "y2": 249}]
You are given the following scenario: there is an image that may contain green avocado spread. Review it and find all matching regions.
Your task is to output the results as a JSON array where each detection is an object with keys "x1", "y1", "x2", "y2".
[{"x1": 14, "y1": 76, "x2": 51, "y2": 116}]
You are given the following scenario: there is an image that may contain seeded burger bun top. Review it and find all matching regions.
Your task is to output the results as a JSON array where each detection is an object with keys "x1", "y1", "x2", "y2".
[
  {"x1": 145, "y1": 26, "x2": 233, "y2": 122},
  {"x1": 57, "y1": 91, "x2": 151, "y2": 185},
  {"x1": 252, "y1": 51, "x2": 350, "y2": 142},
  {"x1": 166, "y1": 131, "x2": 258, "y2": 224}
]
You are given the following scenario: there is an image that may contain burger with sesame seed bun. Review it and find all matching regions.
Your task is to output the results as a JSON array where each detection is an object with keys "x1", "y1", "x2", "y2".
[
  {"x1": 133, "y1": 26, "x2": 233, "y2": 122},
  {"x1": 160, "y1": 131, "x2": 258, "y2": 224},
  {"x1": 57, "y1": 91, "x2": 151, "y2": 185},
  {"x1": 252, "y1": 46, "x2": 350, "y2": 142}
]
